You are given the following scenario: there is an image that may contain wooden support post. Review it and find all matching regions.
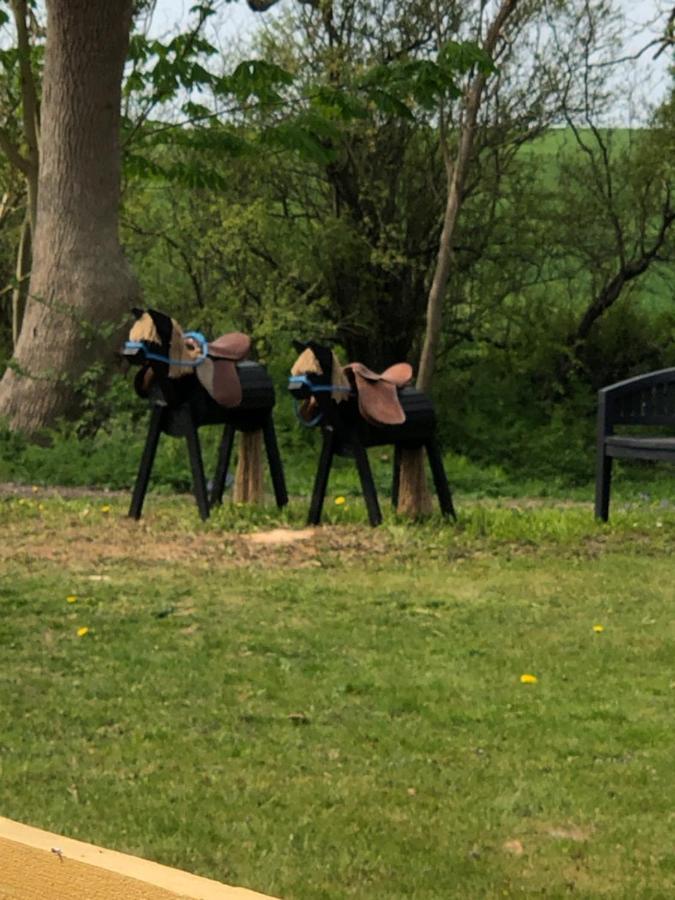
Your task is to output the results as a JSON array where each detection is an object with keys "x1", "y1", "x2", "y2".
[
  {"x1": 308, "y1": 428, "x2": 335, "y2": 525},
  {"x1": 352, "y1": 438, "x2": 382, "y2": 526},
  {"x1": 425, "y1": 438, "x2": 456, "y2": 520},
  {"x1": 128, "y1": 404, "x2": 164, "y2": 520},
  {"x1": 263, "y1": 416, "x2": 289, "y2": 508},
  {"x1": 392, "y1": 444, "x2": 402, "y2": 508},
  {"x1": 182, "y1": 410, "x2": 210, "y2": 521},
  {"x1": 210, "y1": 423, "x2": 236, "y2": 507}
]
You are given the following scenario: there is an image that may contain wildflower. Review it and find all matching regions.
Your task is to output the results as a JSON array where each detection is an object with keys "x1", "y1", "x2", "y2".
[
  {"x1": 66, "y1": 595, "x2": 77, "y2": 604},
  {"x1": 335, "y1": 496, "x2": 346, "y2": 505},
  {"x1": 520, "y1": 673, "x2": 538, "y2": 684},
  {"x1": 77, "y1": 627, "x2": 89, "y2": 638},
  {"x1": 593, "y1": 624, "x2": 604, "y2": 633},
  {"x1": 101, "y1": 505, "x2": 111, "y2": 514}
]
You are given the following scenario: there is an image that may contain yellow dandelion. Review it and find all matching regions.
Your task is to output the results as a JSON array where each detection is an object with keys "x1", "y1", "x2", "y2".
[
  {"x1": 335, "y1": 496, "x2": 346, "y2": 505},
  {"x1": 593, "y1": 624, "x2": 604, "y2": 633},
  {"x1": 77, "y1": 627, "x2": 89, "y2": 637},
  {"x1": 66, "y1": 595, "x2": 77, "y2": 604},
  {"x1": 520, "y1": 673, "x2": 538, "y2": 684},
  {"x1": 101, "y1": 505, "x2": 111, "y2": 514}
]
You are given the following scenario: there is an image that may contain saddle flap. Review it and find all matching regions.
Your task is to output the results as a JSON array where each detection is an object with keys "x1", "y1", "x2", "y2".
[
  {"x1": 351, "y1": 371, "x2": 406, "y2": 426},
  {"x1": 197, "y1": 358, "x2": 243, "y2": 408},
  {"x1": 380, "y1": 362, "x2": 413, "y2": 386},
  {"x1": 346, "y1": 361, "x2": 413, "y2": 386},
  {"x1": 208, "y1": 332, "x2": 251, "y2": 361}
]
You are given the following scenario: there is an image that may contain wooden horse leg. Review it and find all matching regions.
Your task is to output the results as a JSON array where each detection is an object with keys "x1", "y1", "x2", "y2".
[
  {"x1": 263, "y1": 416, "x2": 289, "y2": 508},
  {"x1": 391, "y1": 444, "x2": 402, "y2": 508},
  {"x1": 425, "y1": 438, "x2": 456, "y2": 520},
  {"x1": 308, "y1": 428, "x2": 336, "y2": 525},
  {"x1": 181, "y1": 409, "x2": 210, "y2": 521},
  {"x1": 210, "y1": 423, "x2": 236, "y2": 507},
  {"x1": 352, "y1": 439, "x2": 382, "y2": 527},
  {"x1": 128, "y1": 404, "x2": 164, "y2": 520}
]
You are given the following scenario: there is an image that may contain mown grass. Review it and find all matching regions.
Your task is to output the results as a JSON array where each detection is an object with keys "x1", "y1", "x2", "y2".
[{"x1": 1, "y1": 495, "x2": 674, "y2": 899}]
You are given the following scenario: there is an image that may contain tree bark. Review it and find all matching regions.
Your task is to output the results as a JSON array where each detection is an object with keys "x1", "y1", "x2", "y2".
[{"x1": 0, "y1": 0, "x2": 139, "y2": 434}]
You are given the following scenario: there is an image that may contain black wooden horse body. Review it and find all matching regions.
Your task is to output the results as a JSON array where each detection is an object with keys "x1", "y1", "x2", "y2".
[
  {"x1": 289, "y1": 341, "x2": 455, "y2": 525},
  {"x1": 123, "y1": 308, "x2": 287, "y2": 519}
]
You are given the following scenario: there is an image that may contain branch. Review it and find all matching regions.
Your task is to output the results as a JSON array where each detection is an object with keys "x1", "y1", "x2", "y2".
[
  {"x1": 0, "y1": 126, "x2": 31, "y2": 176},
  {"x1": 9, "y1": 0, "x2": 40, "y2": 167},
  {"x1": 573, "y1": 190, "x2": 675, "y2": 346}
]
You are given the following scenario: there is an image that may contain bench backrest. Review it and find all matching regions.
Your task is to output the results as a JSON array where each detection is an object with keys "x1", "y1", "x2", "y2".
[{"x1": 602, "y1": 369, "x2": 675, "y2": 428}]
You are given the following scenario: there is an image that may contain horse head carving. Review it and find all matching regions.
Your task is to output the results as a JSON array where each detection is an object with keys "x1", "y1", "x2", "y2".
[{"x1": 123, "y1": 308, "x2": 250, "y2": 408}]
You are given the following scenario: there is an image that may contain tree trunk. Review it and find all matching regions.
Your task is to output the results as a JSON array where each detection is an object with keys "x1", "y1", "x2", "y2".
[
  {"x1": 234, "y1": 430, "x2": 264, "y2": 504},
  {"x1": 417, "y1": 0, "x2": 520, "y2": 394},
  {"x1": 396, "y1": 447, "x2": 433, "y2": 518},
  {"x1": 0, "y1": 0, "x2": 138, "y2": 434},
  {"x1": 395, "y1": 0, "x2": 519, "y2": 520}
]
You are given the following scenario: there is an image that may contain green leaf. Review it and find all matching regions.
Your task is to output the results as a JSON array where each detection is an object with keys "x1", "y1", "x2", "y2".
[
  {"x1": 311, "y1": 85, "x2": 369, "y2": 121},
  {"x1": 259, "y1": 122, "x2": 335, "y2": 164},
  {"x1": 226, "y1": 59, "x2": 294, "y2": 104},
  {"x1": 367, "y1": 89, "x2": 414, "y2": 121}
]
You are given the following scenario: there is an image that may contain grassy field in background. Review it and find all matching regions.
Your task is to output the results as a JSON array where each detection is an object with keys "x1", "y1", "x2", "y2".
[{"x1": 1, "y1": 493, "x2": 674, "y2": 898}]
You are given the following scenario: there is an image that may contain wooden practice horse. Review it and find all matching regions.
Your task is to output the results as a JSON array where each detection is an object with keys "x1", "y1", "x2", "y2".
[
  {"x1": 289, "y1": 340, "x2": 456, "y2": 526},
  {"x1": 122, "y1": 308, "x2": 288, "y2": 520}
]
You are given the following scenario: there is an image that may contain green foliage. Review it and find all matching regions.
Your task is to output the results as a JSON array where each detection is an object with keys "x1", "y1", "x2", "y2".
[{"x1": 359, "y1": 41, "x2": 494, "y2": 113}]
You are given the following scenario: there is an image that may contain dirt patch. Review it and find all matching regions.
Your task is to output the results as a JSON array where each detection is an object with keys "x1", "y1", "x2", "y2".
[
  {"x1": 0, "y1": 482, "x2": 129, "y2": 499},
  {"x1": 545, "y1": 825, "x2": 594, "y2": 842},
  {"x1": 244, "y1": 528, "x2": 316, "y2": 545},
  {"x1": 0, "y1": 504, "x2": 384, "y2": 571}
]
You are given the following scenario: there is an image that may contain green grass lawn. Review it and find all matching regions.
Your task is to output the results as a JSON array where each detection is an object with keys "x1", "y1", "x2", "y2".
[{"x1": 1, "y1": 494, "x2": 674, "y2": 898}]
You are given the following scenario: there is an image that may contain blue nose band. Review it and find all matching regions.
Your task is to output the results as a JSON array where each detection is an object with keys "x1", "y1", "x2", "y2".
[
  {"x1": 123, "y1": 337, "x2": 207, "y2": 368},
  {"x1": 288, "y1": 375, "x2": 350, "y2": 393}
]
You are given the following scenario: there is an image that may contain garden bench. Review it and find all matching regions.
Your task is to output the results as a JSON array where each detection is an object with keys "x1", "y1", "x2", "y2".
[{"x1": 595, "y1": 367, "x2": 675, "y2": 520}]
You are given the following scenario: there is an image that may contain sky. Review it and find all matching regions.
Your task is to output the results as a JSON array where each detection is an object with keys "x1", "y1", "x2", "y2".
[
  {"x1": 146, "y1": 0, "x2": 672, "y2": 120},
  {"x1": 150, "y1": 0, "x2": 673, "y2": 52}
]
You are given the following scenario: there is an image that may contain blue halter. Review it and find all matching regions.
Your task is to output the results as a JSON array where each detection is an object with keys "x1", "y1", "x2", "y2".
[
  {"x1": 288, "y1": 375, "x2": 352, "y2": 427},
  {"x1": 124, "y1": 331, "x2": 208, "y2": 368}
]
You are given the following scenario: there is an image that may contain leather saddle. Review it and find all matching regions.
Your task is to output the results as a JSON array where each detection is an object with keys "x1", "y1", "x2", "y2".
[
  {"x1": 344, "y1": 362, "x2": 413, "y2": 426},
  {"x1": 194, "y1": 332, "x2": 251, "y2": 408}
]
